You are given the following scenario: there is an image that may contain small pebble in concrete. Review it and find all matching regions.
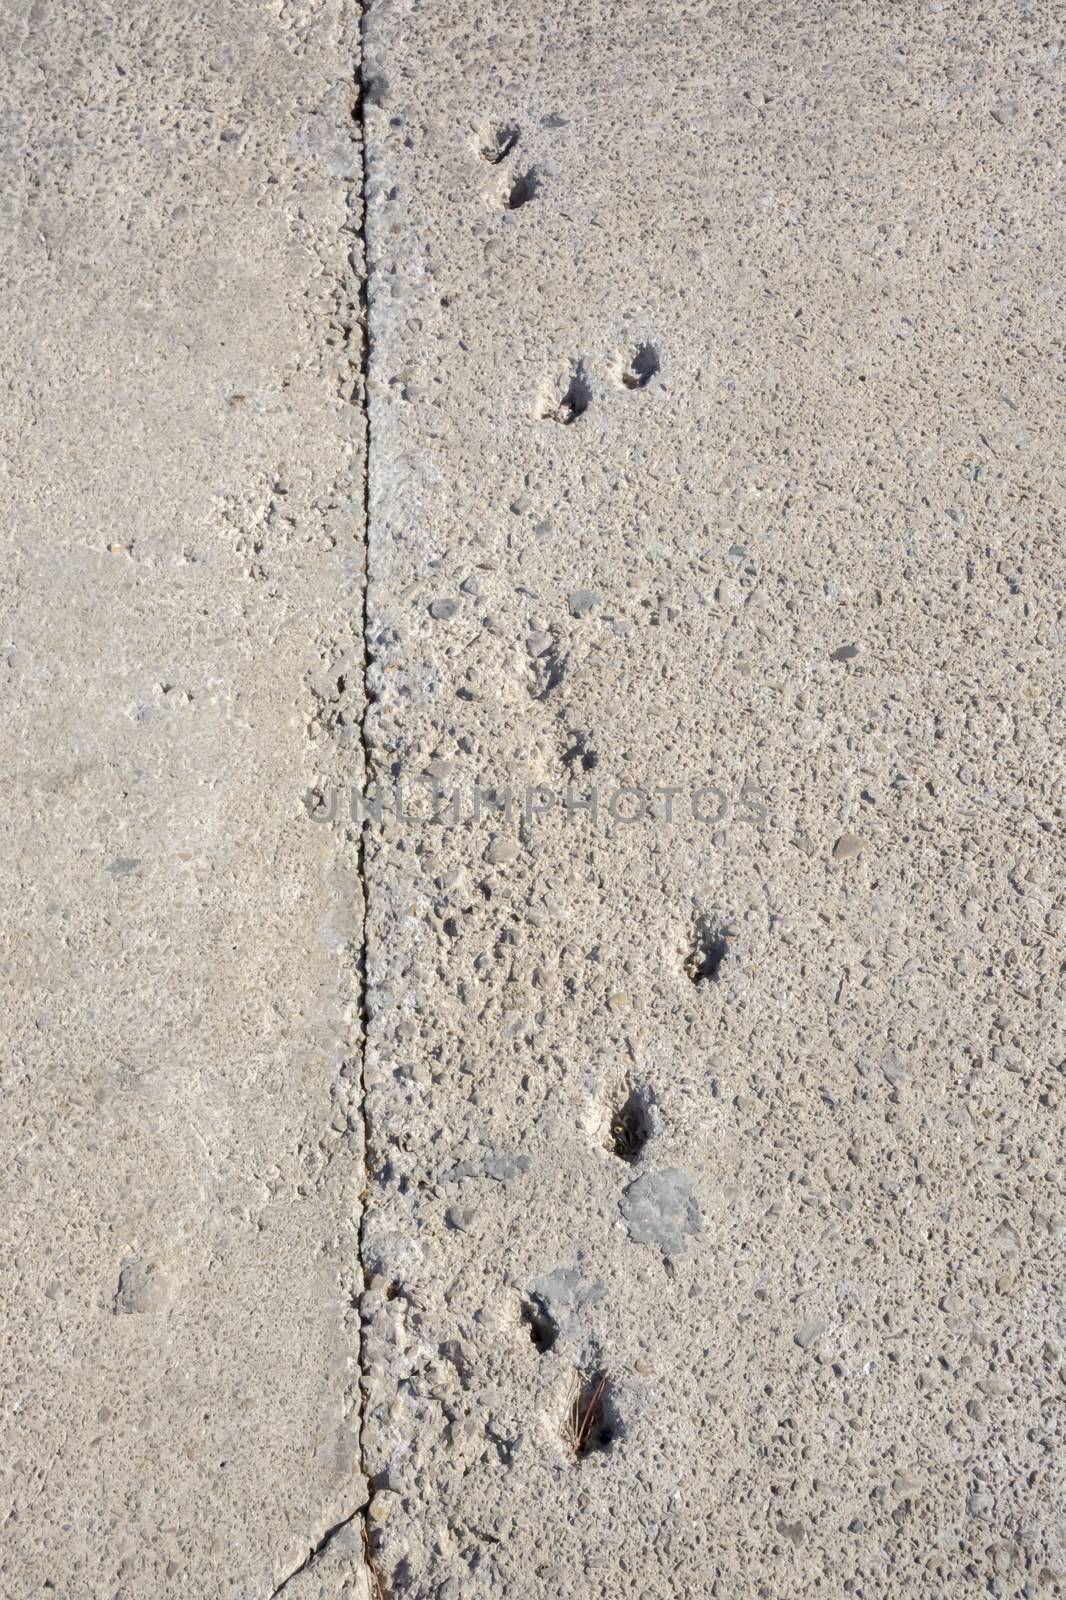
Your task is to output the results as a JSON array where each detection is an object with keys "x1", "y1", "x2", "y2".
[
  {"x1": 568, "y1": 589, "x2": 598, "y2": 618},
  {"x1": 794, "y1": 1318, "x2": 828, "y2": 1350}
]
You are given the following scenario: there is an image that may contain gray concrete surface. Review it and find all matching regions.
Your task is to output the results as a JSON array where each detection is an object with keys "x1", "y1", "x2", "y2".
[
  {"x1": 1, "y1": 3, "x2": 366, "y2": 1595},
  {"x1": 3, "y1": 0, "x2": 1065, "y2": 1597},
  {"x1": 359, "y1": 1, "x2": 1065, "y2": 1596}
]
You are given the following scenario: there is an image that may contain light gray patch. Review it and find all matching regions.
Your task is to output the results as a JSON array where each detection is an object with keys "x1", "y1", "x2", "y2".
[
  {"x1": 567, "y1": 589, "x2": 598, "y2": 618},
  {"x1": 621, "y1": 1168, "x2": 701, "y2": 1254},
  {"x1": 113, "y1": 1258, "x2": 170, "y2": 1315},
  {"x1": 442, "y1": 1150, "x2": 532, "y2": 1183},
  {"x1": 880, "y1": 1051, "x2": 907, "y2": 1087},
  {"x1": 107, "y1": 857, "x2": 142, "y2": 876},
  {"x1": 529, "y1": 1266, "x2": 604, "y2": 1341}
]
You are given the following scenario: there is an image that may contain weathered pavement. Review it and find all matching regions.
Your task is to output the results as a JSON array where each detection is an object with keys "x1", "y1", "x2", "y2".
[
  {"x1": 1, "y1": 3, "x2": 366, "y2": 1595},
  {"x1": 359, "y1": 2, "x2": 1064, "y2": 1596},
  {"x1": 3, "y1": 1, "x2": 1065, "y2": 1597}
]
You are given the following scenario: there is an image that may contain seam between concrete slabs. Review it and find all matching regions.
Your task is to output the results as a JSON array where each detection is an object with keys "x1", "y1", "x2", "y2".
[
  {"x1": 268, "y1": 9, "x2": 376, "y2": 1596},
  {"x1": 353, "y1": 0, "x2": 380, "y2": 1589}
]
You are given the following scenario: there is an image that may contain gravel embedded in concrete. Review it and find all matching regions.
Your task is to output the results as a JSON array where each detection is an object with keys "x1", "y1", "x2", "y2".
[
  {"x1": 0, "y1": 3, "x2": 366, "y2": 1595},
  {"x1": 3, "y1": 1, "x2": 1065, "y2": 1597},
  {"x1": 359, "y1": 1, "x2": 1066, "y2": 1594}
]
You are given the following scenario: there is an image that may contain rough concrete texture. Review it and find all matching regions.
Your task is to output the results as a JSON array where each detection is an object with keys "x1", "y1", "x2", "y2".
[
  {"x1": 3, "y1": 1, "x2": 1065, "y2": 1598},
  {"x1": 359, "y1": 2, "x2": 1064, "y2": 1597},
  {"x1": 1, "y1": 2, "x2": 366, "y2": 1595}
]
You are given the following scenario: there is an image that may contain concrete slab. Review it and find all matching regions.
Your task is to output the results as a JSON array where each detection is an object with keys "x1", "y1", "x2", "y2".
[
  {"x1": 4, "y1": 1, "x2": 1065, "y2": 1597},
  {"x1": 359, "y1": 1, "x2": 1065, "y2": 1595},
  {"x1": 0, "y1": 3, "x2": 366, "y2": 1595}
]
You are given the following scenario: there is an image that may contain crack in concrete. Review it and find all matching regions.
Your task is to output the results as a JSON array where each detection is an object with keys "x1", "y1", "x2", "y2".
[
  {"x1": 269, "y1": 1502, "x2": 370, "y2": 1597},
  {"x1": 270, "y1": 17, "x2": 376, "y2": 1599},
  {"x1": 351, "y1": 0, "x2": 378, "y2": 1583}
]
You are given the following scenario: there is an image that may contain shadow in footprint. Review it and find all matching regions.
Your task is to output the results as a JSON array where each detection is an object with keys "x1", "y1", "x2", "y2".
[
  {"x1": 481, "y1": 122, "x2": 519, "y2": 163},
  {"x1": 610, "y1": 1085, "x2": 655, "y2": 1164},
  {"x1": 684, "y1": 913, "x2": 733, "y2": 983},
  {"x1": 542, "y1": 361, "x2": 590, "y2": 424},
  {"x1": 505, "y1": 168, "x2": 539, "y2": 209},
  {"x1": 622, "y1": 343, "x2": 660, "y2": 389},
  {"x1": 566, "y1": 1370, "x2": 622, "y2": 1460},
  {"x1": 520, "y1": 1294, "x2": 558, "y2": 1352}
]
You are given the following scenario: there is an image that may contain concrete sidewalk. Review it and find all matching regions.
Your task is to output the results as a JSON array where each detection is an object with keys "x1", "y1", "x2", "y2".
[
  {"x1": 359, "y1": 1, "x2": 1064, "y2": 1595},
  {"x1": 1, "y1": 2, "x2": 366, "y2": 1594},
  {"x1": 2, "y1": 1, "x2": 1064, "y2": 1597}
]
